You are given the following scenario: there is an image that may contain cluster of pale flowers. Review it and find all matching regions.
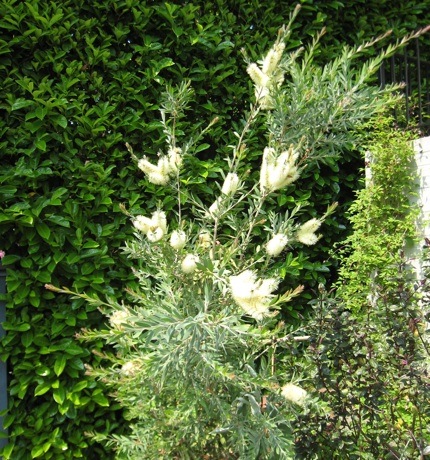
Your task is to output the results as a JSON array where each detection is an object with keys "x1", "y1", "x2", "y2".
[
  {"x1": 229, "y1": 270, "x2": 279, "y2": 321},
  {"x1": 295, "y1": 218, "x2": 322, "y2": 246},
  {"x1": 133, "y1": 210, "x2": 167, "y2": 243},
  {"x1": 264, "y1": 217, "x2": 322, "y2": 261},
  {"x1": 207, "y1": 172, "x2": 240, "y2": 218},
  {"x1": 223, "y1": 197, "x2": 322, "y2": 320},
  {"x1": 133, "y1": 211, "x2": 208, "y2": 275},
  {"x1": 281, "y1": 383, "x2": 308, "y2": 406},
  {"x1": 260, "y1": 146, "x2": 300, "y2": 193},
  {"x1": 132, "y1": 163, "x2": 322, "y2": 320},
  {"x1": 137, "y1": 146, "x2": 182, "y2": 185},
  {"x1": 109, "y1": 310, "x2": 129, "y2": 329},
  {"x1": 131, "y1": 32, "x2": 325, "y2": 322},
  {"x1": 266, "y1": 233, "x2": 290, "y2": 257},
  {"x1": 121, "y1": 360, "x2": 140, "y2": 377},
  {"x1": 133, "y1": 147, "x2": 323, "y2": 320},
  {"x1": 246, "y1": 40, "x2": 285, "y2": 109},
  {"x1": 176, "y1": 230, "x2": 213, "y2": 273}
]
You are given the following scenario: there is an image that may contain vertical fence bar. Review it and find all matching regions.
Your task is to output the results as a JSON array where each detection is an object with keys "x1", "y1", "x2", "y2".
[
  {"x1": 379, "y1": 60, "x2": 386, "y2": 88},
  {"x1": 389, "y1": 55, "x2": 398, "y2": 122},
  {"x1": 426, "y1": 62, "x2": 430, "y2": 116},
  {"x1": 404, "y1": 46, "x2": 410, "y2": 126},
  {"x1": 0, "y1": 261, "x2": 8, "y2": 452},
  {"x1": 423, "y1": 56, "x2": 430, "y2": 133},
  {"x1": 389, "y1": 55, "x2": 396, "y2": 82},
  {"x1": 416, "y1": 39, "x2": 423, "y2": 126}
]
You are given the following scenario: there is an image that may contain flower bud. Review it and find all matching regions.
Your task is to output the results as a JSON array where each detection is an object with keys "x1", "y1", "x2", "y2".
[
  {"x1": 281, "y1": 383, "x2": 308, "y2": 406},
  {"x1": 133, "y1": 215, "x2": 153, "y2": 234},
  {"x1": 181, "y1": 254, "x2": 200, "y2": 274},
  {"x1": 221, "y1": 173, "x2": 240, "y2": 195},
  {"x1": 296, "y1": 218, "x2": 322, "y2": 245},
  {"x1": 266, "y1": 233, "x2": 289, "y2": 257},
  {"x1": 198, "y1": 231, "x2": 212, "y2": 249},
  {"x1": 170, "y1": 230, "x2": 187, "y2": 250}
]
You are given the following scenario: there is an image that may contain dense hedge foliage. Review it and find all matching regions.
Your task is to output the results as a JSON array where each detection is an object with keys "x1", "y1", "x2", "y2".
[{"x1": 1, "y1": 0, "x2": 430, "y2": 457}]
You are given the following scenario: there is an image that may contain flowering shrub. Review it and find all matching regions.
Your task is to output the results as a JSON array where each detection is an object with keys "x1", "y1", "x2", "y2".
[{"x1": 48, "y1": 9, "x2": 427, "y2": 459}]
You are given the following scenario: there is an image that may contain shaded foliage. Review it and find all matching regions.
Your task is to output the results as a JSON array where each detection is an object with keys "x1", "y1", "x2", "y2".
[{"x1": 293, "y1": 123, "x2": 430, "y2": 459}]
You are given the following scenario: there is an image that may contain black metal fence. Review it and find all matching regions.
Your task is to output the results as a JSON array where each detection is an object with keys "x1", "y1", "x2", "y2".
[{"x1": 379, "y1": 38, "x2": 430, "y2": 135}]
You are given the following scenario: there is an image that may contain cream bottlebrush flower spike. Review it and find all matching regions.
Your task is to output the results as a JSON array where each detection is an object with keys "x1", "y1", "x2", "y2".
[
  {"x1": 281, "y1": 383, "x2": 308, "y2": 406},
  {"x1": 207, "y1": 173, "x2": 240, "y2": 219},
  {"x1": 109, "y1": 310, "x2": 128, "y2": 329},
  {"x1": 229, "y1": 270, "x2": 279, "y2": 320},
  {"x1": 221, "y1": 172, "x2": 240, "y2": 195},
  {"x1": 247, "y1": 40, "x2": 285, "y2": 109},
  {"x1": 266, "y1": 233, "x2": 289, "y2": 257},
  {"x1": 169, "y1": 230, "x2": 187, "y2": 250},
  {"x1": 138, "y1": 147, "x2": 183, "y2": 185},
  {"x1": 133, "y1": 210, "x2": 167, "y2": 242},
  {"x1": 121, "y1": 360, "x2": 140, "y2": 377},
  {"x1": 208, "y1": 197, "x2": 223, "y2": 218},
  {"x1": 198, "y1": 231, "x2": 212, "y2": 249},
  {"x1": 295, "y1": 218, "x2": 322, "y2": 245},
  {"x1": 181, "y1": 254, "x2": 200, "y2": 274},
  {"x1": 260, "y1": 146, "x2": 300, "y2": 193}
]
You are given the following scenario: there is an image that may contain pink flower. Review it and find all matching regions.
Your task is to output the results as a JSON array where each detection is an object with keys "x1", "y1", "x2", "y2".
[{"x1": 0, "y1": 250, "x2": 5, "y2": 260}]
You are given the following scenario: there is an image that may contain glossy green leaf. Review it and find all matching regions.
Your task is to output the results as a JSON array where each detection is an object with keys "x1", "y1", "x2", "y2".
[
  {"x1": 53, "y1": 355, "x2": 67, "y2": 377},
  {"x1": 34, "y1": 381, "x2": 51, "y2": 397},
  {"x1": 53, "y1": 386, "x2": 66, "y2": 405},
  {"x1": 36, "y1": 222, "x2": 51, "y2": 240},
  {"x1": 11, "y1": 98, "x2": 33, "y2": 110},
  {"x1": 91, "y1": 391, "x2": 110, "y2": 407},
  {"x1": 31, "y1": 441, "x2": 51, "y2": 458}
]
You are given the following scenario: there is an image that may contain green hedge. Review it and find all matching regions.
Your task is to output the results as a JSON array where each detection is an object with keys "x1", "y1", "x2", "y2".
[{"x1": 1, "y1": 0, "x2": 430, "y2": 458}]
